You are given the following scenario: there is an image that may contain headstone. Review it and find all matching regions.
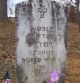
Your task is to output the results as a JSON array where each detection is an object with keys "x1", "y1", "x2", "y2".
[{"x1": 16, "y1": 0, "x2": 67, "y2": 83}]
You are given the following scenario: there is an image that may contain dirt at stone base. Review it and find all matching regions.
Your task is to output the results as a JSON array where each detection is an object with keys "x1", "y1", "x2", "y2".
[{"x1": 0, "y1": 21, "x2": 80, "y2": 83}]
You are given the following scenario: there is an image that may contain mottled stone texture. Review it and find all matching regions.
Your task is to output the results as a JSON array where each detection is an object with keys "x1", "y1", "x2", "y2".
[{"x1": 16, "y1": 0, "x2": 67, "y2": 83}]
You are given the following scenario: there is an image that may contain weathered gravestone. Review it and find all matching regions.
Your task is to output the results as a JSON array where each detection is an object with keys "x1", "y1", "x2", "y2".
[{"x1": 16, "y1": 0, "x2": 67, "y2": 83}]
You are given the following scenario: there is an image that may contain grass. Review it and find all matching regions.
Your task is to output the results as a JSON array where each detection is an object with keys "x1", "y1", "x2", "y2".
[{"x1": 0, "y1": 20, "x2": 16, "y2": 82}]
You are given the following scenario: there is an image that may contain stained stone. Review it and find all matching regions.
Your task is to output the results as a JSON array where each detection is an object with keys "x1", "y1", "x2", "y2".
[{"x1": 16, "y1": 0, "x2": 67, "y2": 83}]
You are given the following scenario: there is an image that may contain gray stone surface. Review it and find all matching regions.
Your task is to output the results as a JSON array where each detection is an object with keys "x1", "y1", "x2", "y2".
[{"x1": 16, "y1": 0, "x2": 67, "y2": 83}]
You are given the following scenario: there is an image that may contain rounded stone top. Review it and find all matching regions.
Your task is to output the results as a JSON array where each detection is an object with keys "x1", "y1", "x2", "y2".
[{"x1": 15, "y1": 0, "x2": 68, "y2": 8}]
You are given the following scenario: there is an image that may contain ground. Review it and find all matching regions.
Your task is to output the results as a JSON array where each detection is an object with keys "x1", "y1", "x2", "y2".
[
  {"x1": 0, "y1": 20, "x2": 80, "y2": 83},
  {"x1": 65, "y1": 23, "x2": 80, "y2": 83}
]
